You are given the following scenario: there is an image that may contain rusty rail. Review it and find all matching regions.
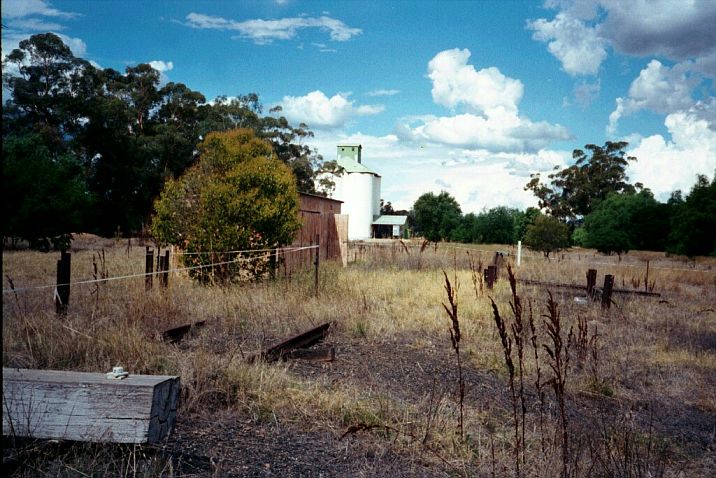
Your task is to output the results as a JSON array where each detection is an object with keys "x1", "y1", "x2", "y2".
[
  {"x1": 161, "y1": 320, "x2": 207, "y2": 343},
  {"x1": 518, "y1": 279, "x2": 661, "y2": 297},
  {"x1": 249, "y1": 321, "x2": 334, "y2": 363},
  {"x1": 287, "y1": 346, "x2": 335, "y2": 362}
]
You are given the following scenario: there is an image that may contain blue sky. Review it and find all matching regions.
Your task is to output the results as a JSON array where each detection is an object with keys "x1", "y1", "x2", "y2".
[{"x1": 2, "y1": 0, "x2": 715, "y2": 212}]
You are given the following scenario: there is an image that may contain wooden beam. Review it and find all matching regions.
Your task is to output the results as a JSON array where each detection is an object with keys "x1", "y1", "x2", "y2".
[
  {"x1": 2, "y1": 368, "x2": 179, "y2": 444},
  {"x1": 249, "y1": 322, "x2": 333, "y2": 363},
  {"x1": 161, "y1": 320, "x2": 206, "y2": 344}
]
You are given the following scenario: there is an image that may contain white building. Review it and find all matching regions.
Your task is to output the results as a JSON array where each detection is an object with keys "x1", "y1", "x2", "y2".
[{"x1": 330, "y1": 144, "x2": 381, "y2": 240}]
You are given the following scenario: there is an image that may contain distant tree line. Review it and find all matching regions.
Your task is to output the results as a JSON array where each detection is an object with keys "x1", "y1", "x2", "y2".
[
  {"x1": 2, "y1": 33, "x2": 335, "y2": 250},
  {"x1": 408, "y1": 142, "x2": 715, "y2": 258}
]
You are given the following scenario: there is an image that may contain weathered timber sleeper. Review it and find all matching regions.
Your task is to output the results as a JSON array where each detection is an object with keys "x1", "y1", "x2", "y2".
[
  {"x1": 2, "y1": 368, "x2": 179, "y2": 444},
  {"x1": 248, "y1": 321, "x2": 334, "y2": 363}
]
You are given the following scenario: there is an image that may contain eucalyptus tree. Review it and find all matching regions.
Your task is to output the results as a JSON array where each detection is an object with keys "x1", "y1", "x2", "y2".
[{"x1": 525, "y1": 141, "x2": 640, "y2": 223}]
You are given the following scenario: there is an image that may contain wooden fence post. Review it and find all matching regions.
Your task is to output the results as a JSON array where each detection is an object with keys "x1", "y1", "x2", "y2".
[
  {"x1": 314, "y1": 235, "x2": 320, "y2": 296},
  {"x1": 586, "y1": 269, "x2": 597, "y2": 297},
  {"x1": 159, "y1": 250, "x2": 170, "y2": 288},
  {"x1": 493, "y1": 252, "x2": 504, "y2": 280},
  {"x1": 55, "y1": 250, "x2": 71, "y2": 316},
  {"x1": 484, "y1": 266, "x2": 496, "y2": 290},
  {"x1": 314, "y1": 235, "x2": 320, "y2": 295},
  {"x1": 269, "y1": 248, "x2": 278, "y2": 280},
  {"x1": 145, "y1": 247, "x2": 154, "y2": 291},
  {"x1": 165, "y1": 250, "x2": 170, "y2": 286},
  {"x1": 602, "y1": 274, "x2": 614, "y2": 309}
]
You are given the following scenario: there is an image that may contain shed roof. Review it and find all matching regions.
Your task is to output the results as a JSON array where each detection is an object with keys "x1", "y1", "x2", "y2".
[
  {"x1": 372, "y1": 215, "x2": 408, "y2": 226},
  {"x1": 298, "y1": 191, "x2": 343, "y2": 203}
]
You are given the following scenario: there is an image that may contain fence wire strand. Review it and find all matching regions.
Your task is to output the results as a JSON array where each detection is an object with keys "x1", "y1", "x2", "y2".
[{"x1": 3, "y1": 245, "x2": 318, "y2": 294}]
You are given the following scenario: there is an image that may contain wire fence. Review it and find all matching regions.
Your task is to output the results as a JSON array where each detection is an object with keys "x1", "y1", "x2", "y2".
[{"x1": 2, "y1": 245, "x2": 319, "y2": 295}]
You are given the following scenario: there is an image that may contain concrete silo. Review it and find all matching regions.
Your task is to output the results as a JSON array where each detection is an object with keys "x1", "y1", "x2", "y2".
[{"x1": 331, "y1": 144, "x2": 381, "y2": 240}]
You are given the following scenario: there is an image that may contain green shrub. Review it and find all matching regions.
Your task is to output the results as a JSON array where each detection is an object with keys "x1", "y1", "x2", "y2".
[
  {"x1": 524, "y1": 214, "x2": 570, "y2": 257},
  {"x1": 151, "y1": 128, "x2": 300, "y2": 282}
]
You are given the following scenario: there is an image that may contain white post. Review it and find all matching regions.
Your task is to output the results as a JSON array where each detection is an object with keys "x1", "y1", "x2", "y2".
[{"x1": 517, "y1": 240, "x2": 522, "y2": 267}]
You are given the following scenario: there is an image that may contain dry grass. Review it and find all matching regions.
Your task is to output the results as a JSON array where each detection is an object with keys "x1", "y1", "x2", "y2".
[{"x1": 2, "y1": 237, "x2": 715, "y2": 476}]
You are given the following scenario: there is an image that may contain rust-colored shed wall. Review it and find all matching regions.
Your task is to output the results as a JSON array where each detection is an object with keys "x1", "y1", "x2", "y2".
[{"x1": 279, "y1": 193, "x2": 346, "y2": 274}]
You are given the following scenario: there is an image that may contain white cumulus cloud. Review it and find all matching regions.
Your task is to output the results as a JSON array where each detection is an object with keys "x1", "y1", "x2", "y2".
[
  {"x1": 529, "y1": 1, "x2": 716, "y2": 79},
  {"x1": 608, "y1": 60, "x2": 700, "y2": 134},
  {"x1": 403, "y1": 112, "x2": 570, "y2": 152},
  {"x1": 528, "y1": 12, "x2": 607, "y2": 76},
  {"x1": 279, "y1": 90, "x2": 383, "y2": 129},
  {"x1": 401, "y1": 49, "x2": 571, "y2": 153},
  {"x1": 627, "y1": 100, "x2": 716, "y2": 200},
  {"x1": 428, "y1": 48, "x2": 523, "y2": 114}
]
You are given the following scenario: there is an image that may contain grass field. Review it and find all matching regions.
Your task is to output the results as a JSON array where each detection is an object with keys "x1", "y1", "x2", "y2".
[{"x1": 3, "y1": 235, "x2": 715, "y2": 477}]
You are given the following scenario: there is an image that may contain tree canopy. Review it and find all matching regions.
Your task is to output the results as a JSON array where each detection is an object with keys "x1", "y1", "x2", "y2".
[
  {"x1": 525, "y1": 141, "x2": 639, "y2": 222},
  {"x1": 583, "y1": 190, "x2": 668, "y2": 255},
  {"x1": 151, "y1": 129, "x2": 300, "y2": 282},
  {"x1": 667, "y1": 173, "x2": 716, "y2": 257},
  {"x1": 450, "y1": 207, "x2": 526, "y2": 245},
  {"x1": 523, "y1": 214, "x2": 570, "y2": 257},
  {"x1": 2, "y1": 33, "x2": 329, "y2": 245},
  {"x1": 412, "y1": 191, "x2": 462, "y2": 242},
  {"x1": 2, "y1": 133, "x2": 94, "y2": 250}
]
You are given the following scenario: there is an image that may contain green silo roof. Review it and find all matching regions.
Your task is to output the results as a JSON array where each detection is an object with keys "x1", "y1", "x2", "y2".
[{"x1": 336, "y1": 156, "x2": 380, "y2": 175}]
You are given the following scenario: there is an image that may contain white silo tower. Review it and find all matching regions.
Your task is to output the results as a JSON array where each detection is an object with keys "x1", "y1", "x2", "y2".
[{"x1": 331, "y1": 144, "x2": 381, "y2": 240}]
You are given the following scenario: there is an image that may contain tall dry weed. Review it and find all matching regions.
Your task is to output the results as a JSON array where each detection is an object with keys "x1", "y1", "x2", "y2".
[
  {"x1": 442, "y1": 270, "x2": 465, "y2": 439},
  {"x1": 542, "y1": 291, "x2": 574, "y2": 477}
]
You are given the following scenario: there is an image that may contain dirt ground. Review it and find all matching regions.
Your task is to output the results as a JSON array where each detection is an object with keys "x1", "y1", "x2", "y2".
[
  {"x1": 161, "y1": 337, "x2": 464, "y2": 477},
  {"x1": 4, "y1": 313, "x2": 715, "y2": 476},
  {"x1": 160, "y1": 329, "x2": 715, "y2": 477}
]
